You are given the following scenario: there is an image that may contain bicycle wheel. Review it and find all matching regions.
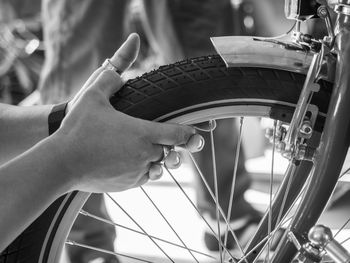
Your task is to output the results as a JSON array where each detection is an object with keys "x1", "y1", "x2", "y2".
[{"x1": 1, "y1": 55, "x2": 335, "y2": 263}]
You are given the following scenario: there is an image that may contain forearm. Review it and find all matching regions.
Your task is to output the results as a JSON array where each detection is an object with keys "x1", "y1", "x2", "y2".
[
  {"x1": 0, "y1": 136, "x2": 71, "y2": 251},
  {"x1": 0, "y1": 103, "x2": 53, "y2": 164}
]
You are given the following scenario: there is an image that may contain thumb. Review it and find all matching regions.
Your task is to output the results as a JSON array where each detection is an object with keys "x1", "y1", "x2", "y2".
[
  {"x1": 109, "y1": 33, "x2": 140, "y2": 74},
  {"x1": 90, "y1": 69, "x2": 124, "y2": 98},
  {"x1": 88, "y1": 33, "x2": 141, "y2": 97}
]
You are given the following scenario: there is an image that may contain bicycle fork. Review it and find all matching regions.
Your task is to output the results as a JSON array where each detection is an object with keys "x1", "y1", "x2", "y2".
[{"x1": 272, "y1": 9, "x2": 350, "y2": 263}]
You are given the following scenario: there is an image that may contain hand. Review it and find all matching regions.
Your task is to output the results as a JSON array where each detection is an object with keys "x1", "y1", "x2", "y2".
[{"x1": 50, "y1": 33, "x2": 204, "y2": 193}]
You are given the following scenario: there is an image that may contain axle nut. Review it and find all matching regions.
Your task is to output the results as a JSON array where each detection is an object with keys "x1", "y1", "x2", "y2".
[{"x1": 308, "y1": 225, "x2": 333, "y2": 247}]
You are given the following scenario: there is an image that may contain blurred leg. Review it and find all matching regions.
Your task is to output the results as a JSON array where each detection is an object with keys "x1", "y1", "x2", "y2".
[{"x1": 195, "y1": 119, "x2": 261, "y2": 250}]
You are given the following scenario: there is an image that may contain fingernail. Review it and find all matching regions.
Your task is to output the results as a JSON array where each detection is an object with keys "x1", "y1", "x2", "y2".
[
  {"x1": 164, "y1": 151, "x2": 181, "y2": 169},
  {"x1": 186, "y1": 134, "x2": 205, "y2": 153},
  {"x1": 175, "y1": 153, "x2": 180, "y2": 165},
  {"x1": 197, "y1": 136, "x2": 205, "y2": 151},
  {"x1": 157, "y1": 165, "x2": 163, "y2": 175},
  {"x1": 150, "y1": 165, "x2": 163, "y2": 180}
]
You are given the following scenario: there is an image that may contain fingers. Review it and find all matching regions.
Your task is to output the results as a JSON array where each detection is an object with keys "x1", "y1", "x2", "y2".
[
  {"x1": 88, "y1": 34, "x2": 140, "y2": 97},
  {"x1": 144, "y1": 123, "x2": 204, "y2": 182},
  {"x1": 164, "y1": 150, "x2": 181, "y2": 169},
  {"x1": 147, "y1": 121, "x2": 205, "y2": 153},
  {"x1": 71, "y1": 33, "x2": 140, "y2": 103},
  {"x1": 185, "y1": 134, "x2": 205, "y2": 153},
  {"x1": 109, "y1": 33, "x2": 140, "y2": 74},
  {"x1": 147, "y1": 146, "x2": 181, "y2": 181},
  {"x1": 148, "y1": 152, "x2": 180, "y2": 181},
  {"x1": 149, "y1": 164, "x2": 163, "y2": 181},
  {"x1": 88, "y1": 33, "x2": 140, "y2": 87},
  {"x1": 147, "y1": 122, "x2": 196, "y2": 146},
  {"x1": 142, "y1": 132, "x2": 205, "y2": 184}
]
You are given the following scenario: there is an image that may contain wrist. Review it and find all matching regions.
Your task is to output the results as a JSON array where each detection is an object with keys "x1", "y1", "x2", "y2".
[{"x1": 36, "y1": 135, "x2": 75, "y2": 193}]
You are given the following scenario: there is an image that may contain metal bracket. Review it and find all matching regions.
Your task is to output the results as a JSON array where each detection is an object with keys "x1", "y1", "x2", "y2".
[
  {"x1": 288, "y1": 231, "x2": 323, "y2": 263},
  {"x1": 282, "y1": 45, "x2": 324, "y2": 157}
]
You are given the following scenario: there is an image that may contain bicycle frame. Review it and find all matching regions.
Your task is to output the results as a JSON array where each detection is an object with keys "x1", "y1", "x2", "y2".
[{"x1": 214, "y1": 4, "x2": 350, "y2": 262}]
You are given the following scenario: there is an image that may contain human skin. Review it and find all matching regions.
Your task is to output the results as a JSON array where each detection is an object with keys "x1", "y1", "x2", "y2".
[{"x1": 0, "y1": 33, "x2": 203, "y2": 251}]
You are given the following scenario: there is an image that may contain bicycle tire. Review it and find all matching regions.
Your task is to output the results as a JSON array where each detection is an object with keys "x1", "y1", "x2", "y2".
[{"x1": 0, "y1": 54, "x2": 333, "y2": 263}]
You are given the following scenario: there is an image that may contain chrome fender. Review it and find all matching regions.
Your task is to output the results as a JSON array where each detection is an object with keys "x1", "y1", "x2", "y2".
[{"x1": 211, "y1": 36, "x2": 313, "y2": 75}]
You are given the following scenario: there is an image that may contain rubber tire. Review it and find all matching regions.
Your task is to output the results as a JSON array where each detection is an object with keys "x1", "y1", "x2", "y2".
[{"x1": 0, "y1": 55, "x2": 332, "y2": 263}]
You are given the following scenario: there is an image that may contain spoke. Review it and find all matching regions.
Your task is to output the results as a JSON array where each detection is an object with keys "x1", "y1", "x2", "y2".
[
  {"x1": 223, "y1": 117, "x2": 244, "y2": 251},
  {"x1": 209, "y1": 119, "x2": 224, "y2": 263},
  {"x1": 106, "y1": 193, "x2": 174, "y2": 263},
  {"x1": 240, "y1": 146, "x2": 312, "y2": 262},
  {"x1": 265, "y1": 120, "x2": 277, "y2": 262},
  {"x1": 189, "y1": 153, "x2": 246, "y2": 258},
  {"x1": 244, "y1": 177, "x2": 309, "y2": 262},
  {"x1": 79, "y1": 210, "x2": 215, "y2": 259},
  {"x1": 341, "y1": 236, "x2": 350, "y2": 245},
  {"x1": 335, "y1": 216, "x2": 350, "y2": 238},
  {"x1": 242, "y1": 184, "x2": 304, "y2": 262},
  {"x1": 237, "y1": 233, "x2": 271, "y2": 263},
  {"x1": 340, "y1": 167, "x2": 350, "y2": 178},
  {"x1": 268, "y1": 162, "x2": 296, "y2": 250},
  {"x1": 329, "y1": 168, "x2": 350, "y2": 242},
  {"x1": 66, "y1": 240, "x2": 153, "y2": 263},
  {"x1": 274, "y1": 162, "x2": 296, "y2": 229},
  {"x1": 238, "y1": 216, "x2": 293, "y2": 263},
  {"x1": 252, "y1": 218, "x2": 294, "y2": 263},
  {"x1": 140, "y1": 186, "x2": 200, "y2": 263},
  {"x1": 165, "y1": 167, "x2": 237, "y2": 261}
]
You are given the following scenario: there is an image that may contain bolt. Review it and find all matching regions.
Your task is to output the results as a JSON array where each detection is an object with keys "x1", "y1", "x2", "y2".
[
  {"x1": 276, "y1": 141, "x2": 286, "y2": 152},
  {"x1": 300, "y1": 121, "x2": 313, "y2": 138},
  {"x1": 317, "y1": 6, "x2": 328, "y2": 18}
]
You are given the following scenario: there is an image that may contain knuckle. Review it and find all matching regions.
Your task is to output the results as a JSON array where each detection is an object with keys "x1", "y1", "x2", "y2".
[
  {"x1": 101, "y1": 69, "x2": 120, "y2": 82},
  {"x1": 136, "y1": 149, "x2": 148, "y2": 162},
  {"x1": 173, "y1": 125, "x2": 195, "y2": 144},
  {"x1": 83, "y1": 88, "x2": 99, "y2": 99},
  {"x1": 174, "y1": 127, "x2": 187, "y2": 144},
  {"x1": 136, "y1": 142, "x2": 153, "y2": 162},
  {"x1": 83, "y1": 88, "x2": 105, "y2": 104}
]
